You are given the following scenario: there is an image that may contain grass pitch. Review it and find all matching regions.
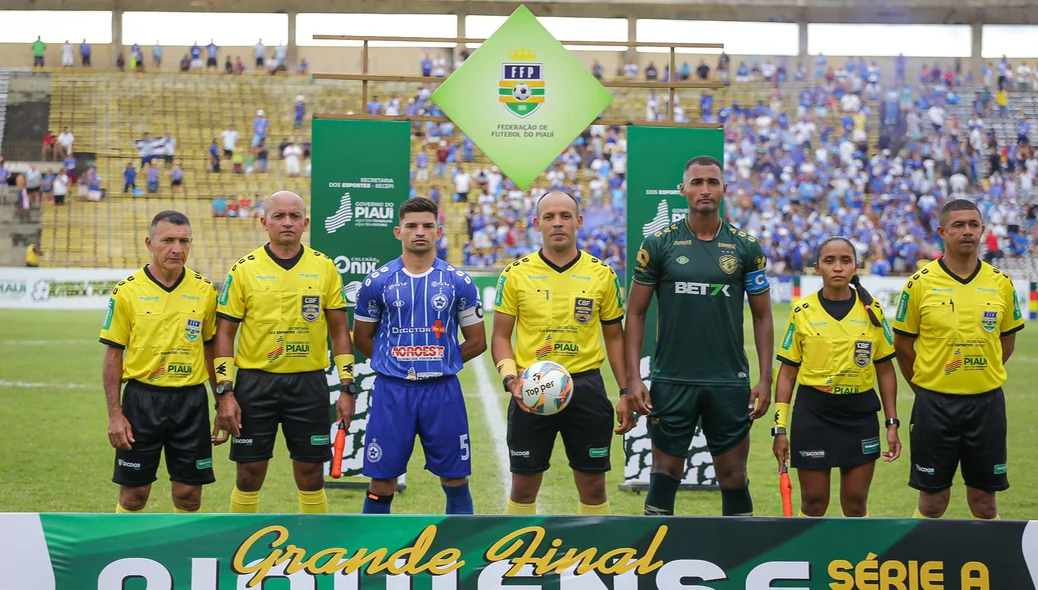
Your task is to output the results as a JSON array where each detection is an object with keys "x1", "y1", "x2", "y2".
[{"x1": 1, "y1": 306, "x2": 1036, "y2": 519}]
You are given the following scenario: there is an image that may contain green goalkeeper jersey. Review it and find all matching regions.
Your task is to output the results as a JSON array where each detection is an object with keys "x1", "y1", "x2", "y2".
[{"x1": 632, "y1": 218, "x2": 770, "y2": 385}]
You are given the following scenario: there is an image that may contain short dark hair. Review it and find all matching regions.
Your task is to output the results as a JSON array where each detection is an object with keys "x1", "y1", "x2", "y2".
[
  {"x1": 399, "y1": 196, "x2": 437, "y2": 220},
  {"x1": 683, "y1": 155, "x2": 723, "y2": 182},
  {"x1": 536, "y1": 190, "x2": 580, "y2": 213},
  {"x1": 939, "y1": 198, "x2": 982, "y2": 225},
  {"x1": 150, "y1": 210, "x2": 190, "y2": 232}
]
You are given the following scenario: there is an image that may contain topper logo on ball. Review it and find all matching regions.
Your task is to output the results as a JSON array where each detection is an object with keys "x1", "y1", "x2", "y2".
[{"x1": 499, "y1": 48, "x2": 544, "y2": 119}]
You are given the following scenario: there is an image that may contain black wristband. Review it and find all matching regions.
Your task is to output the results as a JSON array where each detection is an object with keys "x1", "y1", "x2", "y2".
[
  {"x1": 502, "y1": 375, "x2": 515, "y2": 393},
  {"x1": 618, "y1": 387, "x2": 629, "y2": 398}
]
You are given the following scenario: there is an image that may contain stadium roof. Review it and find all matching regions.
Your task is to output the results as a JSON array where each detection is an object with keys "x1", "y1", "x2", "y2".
[{"x1": 12, "y1": 0, "x2": 1038, "y2": 26}]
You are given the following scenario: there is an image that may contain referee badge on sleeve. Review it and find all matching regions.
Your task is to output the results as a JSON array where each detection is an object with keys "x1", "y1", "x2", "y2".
[
  {"x1": 854, "y1": 340, "x2": 872, "y2": 368},
  {"x1": 302, "y1": 295, "x2": 321, "y2": 322},
  {"x1": 573, "y1": 297, "x2": 594, "y2": 324}
]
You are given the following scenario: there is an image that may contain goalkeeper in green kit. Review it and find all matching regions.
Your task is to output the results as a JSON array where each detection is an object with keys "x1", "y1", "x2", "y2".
[{"x1": 624, "y1": 155, "x2": 775, "y2": 516}]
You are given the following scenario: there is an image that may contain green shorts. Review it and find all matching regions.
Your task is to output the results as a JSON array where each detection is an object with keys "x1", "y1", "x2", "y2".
[{"x1": 647, "y1": 381, "x2": 751, "y2": 457}]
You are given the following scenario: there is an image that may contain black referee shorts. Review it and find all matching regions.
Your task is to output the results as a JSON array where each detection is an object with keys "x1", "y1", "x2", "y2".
[
  {"x1": 507, "y1": 369, "x2": 613, "y2": 474},
  {"x1": 230, "y1": 368, "x2": 331, "y2": 464},
  {"x1": 113, "y1": 380, "x2": 215, "y2": 487},
  {"x1": 790, "y1": 385, "x2": 881, "y2": 470},
  {"x1": 909, "y1": 386, "x2": 1009, "y2": 493}
]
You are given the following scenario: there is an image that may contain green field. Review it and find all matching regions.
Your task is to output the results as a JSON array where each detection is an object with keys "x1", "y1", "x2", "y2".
[{"x1": 2, "y1": 305, "x2": 1036, "y2": 519}]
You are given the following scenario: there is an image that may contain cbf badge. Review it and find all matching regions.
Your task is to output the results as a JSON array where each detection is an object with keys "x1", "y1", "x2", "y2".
[
  {"x1": 301, "y1": 295, "x2": 321, "y2": 322},
  {"x1": 184, "y1": 318, "x2": 201, "y2": 342},
  {"x1": 500, "y1": 49, "x2": 544, "y2": 119},
  {"x1": 981, "y1": 310, "x2": 998, "y2": 333},
  {"x1": 854, "y1": 340, "x2": 872, "y2": 368},
  {"x1": 573, "y1": 297, "x2": 594, "y2": 324}
]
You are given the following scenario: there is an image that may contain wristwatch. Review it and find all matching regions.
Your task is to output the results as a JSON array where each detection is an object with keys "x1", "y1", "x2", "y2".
[
  {"x1": 618, "y1": 387, "x2": 629, "y2": 398},
  {"x1": 502, "y1": 375, "x2": 516, "y2": 393},
  {"x1": 886, "y1": 418, "x2": 901, "y2": 428},
  {"x1": 771, "y1": 426, "x2": 787, "y2": 437},
  {"x1": 215, "y1": 382, "x2": 234, "y2": 397},
  {"x1": 341, "y1": 381, "x2": 358, "y2": 396}
]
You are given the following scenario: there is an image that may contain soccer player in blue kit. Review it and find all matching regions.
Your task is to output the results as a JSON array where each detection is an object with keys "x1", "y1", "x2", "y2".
[{"x1": 353, "y1": 197, "x2": 488, "y2": 514}]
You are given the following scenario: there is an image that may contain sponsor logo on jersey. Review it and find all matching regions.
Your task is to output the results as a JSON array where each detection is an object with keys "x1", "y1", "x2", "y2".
[
  {"x1": 184, "y1": 318, "x2": 201, "y2": 342},
  {"x1": 553, "y1": 342, "x2": 579, "y2": 354},
  {"x1": 981, "y1": 310, "x2": 998, "y2": 333},
  {"x1": 755, "y1": 256, "x2": 767, "y2": 271},
  {"x1": 854, "y1": 340, "x2": 872, "y2": 368},
  {"x1": 406, "y1": 367, "x2": 417, "y2": 380},
  {"x1": 895, "y1": 291, "x2": 910, "y2": 322},
  {"x1": 117, "y1": 459, "x2": 141, "y2": 470},
  {"x1": 256, "y1": 275, "x2": 276, "y2": 282},
  {"x1": 915, "y1": 464, "x2": 935, "y2": 475},
  {"x1": 301, "y1": 295, "x2": 320, "y2": 322},
  {"x1": 431, "y1": 320, "x2": 448, "y2": 339},
  {"x1": 510, "y1": 449, "x2": 530, "y2": 457},
  {"x1": 138, "y1": 295, "x2": 160, "y2": 302},
  {"x1": 799, "y1": 450, "x2": 825, "y2": 459},
  {"x1": 431, "y1": 292, "x2": 449, "y2": 312},
  {"x1": 535, "y1": 334, "x2": 553, "y2": 360},
  {"x1": 181, "y1": 294, "x2": 201, "y2": 301},
  {"x1": 944, "y1": 348, "x2": 962, "y2": 375},
  {"x1": 527, "y1": 275, "x2": 548, "y2": 281},
  {"x1": 102, "y1": 298, "x2": 115, "y2": 330},
  {"x1": 311, "y1": 435, "x2": 330, "y2": 446},
  {"x1": 588, "y1": 447, "x2": 609, "y2": 458},
  {"x1": 391, "y1": 345, "x2": 445, "y2": 361},
  {"x1": 495, "y1": 274, "x2": 507, "y2": 307},
  {"x1": 147, "y1": 358, "x2": 168, "y2": 382},
  {"x1": 391, "y1": 326, "x2": 432, "y2": 334},
  {"x1": 636, "y1": 247, "x2": 650, "y2": 272},
  {"x1": 573, "y1": 297, "x2": 594, "y2": 324},
  {"x1": 570, "y1": 274, "x2": 591, "y2": 282},
  {"x1": 268, "y1": 336, "x2": 285, "y2": 363},
  {"x1": 718, "y1": 254, "x2": 738, "y2": 275},
  {"x1": 392, "y1": 299, "x2": 405, "y2": 308},
  {"x1": 881, "y1": 317, "x2": 894, "y2": 345},
  {"x1": 964, "y1": 354, "x2": 988, "y2": 369},
  {"x1": 196, "y1": 458, "x2": 213, "y2": 469},
  {"x1": 676, "y1": 256, "x2": 689, "y2": 265},
  {"x1": 673, "y1": 240, "x2": 693, "y2": 246},
  {"x1": 675, "y1": 282, "x2": 730, "y2": 296},
  {"x1": 781, "y1": 323, "x2": 795, "y2": 350},
  {"x1": 286, "y1": 341, "x2": 310, "y2": 357},
  {"x1": 387, "y1": 281, "x2": 407, "y2": 290}
]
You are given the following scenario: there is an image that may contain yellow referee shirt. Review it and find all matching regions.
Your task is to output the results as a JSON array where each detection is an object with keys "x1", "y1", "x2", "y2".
[
  {"x1": 893, "y1": 258, "x2": 1024, "y2": 394},
  {"x1": 494, "y1": 250, "x2": 624, "y2": 374},
  {"x1": 777, "y1": 291, "x2": 895, "y2": 394},
  {"x1": 218, "y1": 244, "x2": 346, "y2": 373},
  {"x1": 99, "y1": 266, "x2": 217, "y2": 387}
]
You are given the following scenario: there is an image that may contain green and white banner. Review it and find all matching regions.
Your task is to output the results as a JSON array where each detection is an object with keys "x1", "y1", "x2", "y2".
[
  {"x1": 431, "y1": 4, "x2": 613, "y2": 189},
  {"x1": 624, "y1": 126, "x2": 725, "y2": 489},
  {"x1": 310, "y1": 118, "x2": 411, "y2": 481},
  {"x1": 2, "y1": 512, "x2": 1034, "y2": 588}
]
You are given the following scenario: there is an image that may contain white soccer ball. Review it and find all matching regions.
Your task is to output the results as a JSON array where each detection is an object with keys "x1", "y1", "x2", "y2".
[
  {"x1": 512, "y1": 83, "x2": 531, "y2": 102},
  {"x1": 520, "y1": 361, "x2": 573, "y2": 416}
]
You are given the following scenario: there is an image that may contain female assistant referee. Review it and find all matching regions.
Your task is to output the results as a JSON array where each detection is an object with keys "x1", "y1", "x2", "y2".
[{"x1": 772, "y1": 236, "x2": 901, "y2": 517}]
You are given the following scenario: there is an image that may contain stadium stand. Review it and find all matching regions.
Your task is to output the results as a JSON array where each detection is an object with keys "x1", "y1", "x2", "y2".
[{"x1": 8, "y1": 57, "x2": 1035, "y2": 281}]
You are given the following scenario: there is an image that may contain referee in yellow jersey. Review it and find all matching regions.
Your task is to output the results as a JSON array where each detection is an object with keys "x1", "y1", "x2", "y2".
[
  {"x1": 772, "y1": 237, "x2": 900, "y2": 518},
  {"x1": 100, "y1": 210, "x2": 218, "y2": 513},
  {"x1": 214, "y1": 191, "x2": 357, "y2": 514},
  {"x1": 492, "y1": 190, "x2": 634, "y2": 516},
  {"x1": 893, "y1": 199, "x2": 1024, "y2": 520}
]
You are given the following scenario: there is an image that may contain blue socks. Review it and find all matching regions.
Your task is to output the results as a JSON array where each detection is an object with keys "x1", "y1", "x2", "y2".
[
  {"x1": 443, "y1": 481, "x2": 474, "y2": 514},
  {"x1": 362, "y1": 490, "x2": 393, "y2": 514}
]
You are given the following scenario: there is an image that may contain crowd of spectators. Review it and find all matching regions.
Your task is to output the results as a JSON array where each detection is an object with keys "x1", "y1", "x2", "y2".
[{"x1": 392, "y1": 53, "x2": 1038, "y2": 276}]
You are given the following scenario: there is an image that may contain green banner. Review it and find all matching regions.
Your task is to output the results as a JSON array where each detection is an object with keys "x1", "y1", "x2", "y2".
[
  {"x1": 623, "y1": 126, "x2": 725, "y2": 490},
  {"x1": 310, "y1": 118, "x2": 412, "y2": 480},
  {"x1": 3, "y1": 513, "x2": 1031, "y2": 588}
]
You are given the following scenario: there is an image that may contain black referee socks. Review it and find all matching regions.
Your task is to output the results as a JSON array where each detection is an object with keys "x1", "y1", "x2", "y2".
[
  {"x1": 720, "y1": 483, "x2": 754, "y2": 516},
  {"x1": 644, "y1": 472, "x2": 681, "y2": 515}
]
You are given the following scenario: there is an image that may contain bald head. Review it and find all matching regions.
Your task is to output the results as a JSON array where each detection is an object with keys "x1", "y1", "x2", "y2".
[
  {"x1": 536, "y1": 190, "x2": 579, "y2": 215},
  {"x1": 263, "y1": 191, "x2": 307, "y2": 218}
]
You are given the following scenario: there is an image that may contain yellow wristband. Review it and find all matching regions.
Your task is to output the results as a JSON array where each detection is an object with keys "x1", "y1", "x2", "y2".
[
  {"x1": 773, "y1": 402, "x2": 791, "y2": 429},
  {"x1": 496, "y1": 358, "x2": 518, "y2": 380},
  {"x1": 334, "y1": 354, "x2": 355, "y2": 380},
  {"x1": 214, "y1": 357, "x2": 234, "y2": 383}
]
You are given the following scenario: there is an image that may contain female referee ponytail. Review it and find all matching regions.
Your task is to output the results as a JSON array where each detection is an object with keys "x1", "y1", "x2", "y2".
[{"x1": 772, "y1": 235, "x2": 901, "y2": 518}]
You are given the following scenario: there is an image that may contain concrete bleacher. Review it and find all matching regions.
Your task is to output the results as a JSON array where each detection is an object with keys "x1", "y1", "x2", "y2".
[{"x1": 34, "y1": 70, "x2": 870, "y2": 277}]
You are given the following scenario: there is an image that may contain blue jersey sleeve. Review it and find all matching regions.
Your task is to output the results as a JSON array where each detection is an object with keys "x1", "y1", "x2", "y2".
[
  {"x1": 454, "y1": 271, "x2": 483, "y2": 328},
  {"x1": 354, "y1": 274, "x2": 382, "y2": 323}
]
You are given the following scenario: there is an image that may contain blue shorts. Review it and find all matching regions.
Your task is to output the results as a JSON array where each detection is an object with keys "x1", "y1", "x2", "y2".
[{"x1": 363, "y1": 374, "x2": 471, "y2": 479}]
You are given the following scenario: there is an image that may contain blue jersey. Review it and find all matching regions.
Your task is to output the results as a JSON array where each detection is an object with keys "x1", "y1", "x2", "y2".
[
  {"x1": 355, "y1": 258, "x2": 482, "y2": 380},
  {"x1": 190, "y1": 45, "x2": 201, "y2": 59}
]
